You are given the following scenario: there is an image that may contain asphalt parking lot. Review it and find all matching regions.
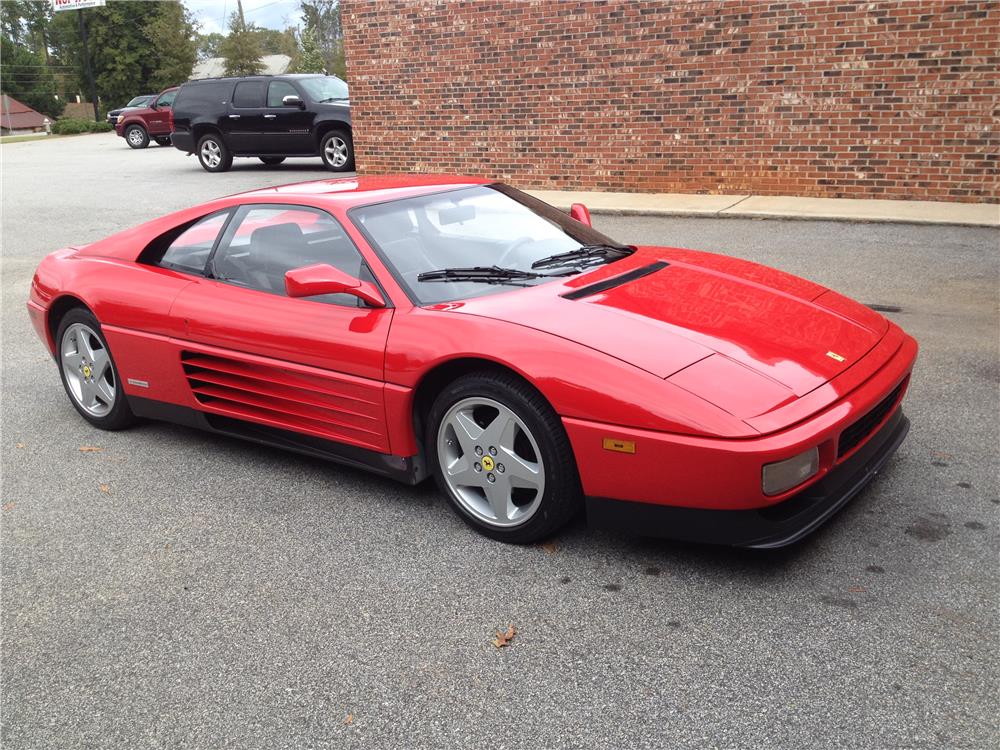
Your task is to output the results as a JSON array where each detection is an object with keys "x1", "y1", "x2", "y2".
[{"x1": 2, "y1": 133, "x2": 998, "y2": 749}]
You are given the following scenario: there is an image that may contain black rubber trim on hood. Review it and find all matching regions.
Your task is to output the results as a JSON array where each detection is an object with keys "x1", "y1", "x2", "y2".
[{"x1": 561, "y1": 261, "x2": 669, "y2": 301}]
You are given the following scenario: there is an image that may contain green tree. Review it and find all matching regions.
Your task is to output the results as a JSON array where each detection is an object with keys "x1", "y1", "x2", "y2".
[
  {"x1": 254, "y1": 27, "x2": 297, "y2": 57},
  {"x1": 220, "y1": 5, "x2": 263, "y2": 76},
  {"x1": 196, "y1": 32, "x2": 224, "y2": 61},
  {"x1": 144, "y1": 1, "x2": 196, "y2": 89},
  {"x1": 294, "y1": 27, "x2": 325, "y2": 73},
  {"x1": 299, "y1": 0, "x2": 345, "y2": 78},
  {"x1": 0, "y1": 35, "x2": 64, "y2": 118}
]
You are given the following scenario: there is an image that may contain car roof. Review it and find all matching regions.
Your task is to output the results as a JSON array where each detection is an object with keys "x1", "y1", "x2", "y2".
[
  {"x1": 232, "y1": 175, "x2": 494, "y2": 207},
  {"x1": 185, "y1": 74, "x2": 337, "y2": 85}
]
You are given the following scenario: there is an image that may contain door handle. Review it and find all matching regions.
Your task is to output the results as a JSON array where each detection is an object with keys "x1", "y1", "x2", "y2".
[
  {"x1": 228, "y1": 114, "x2": 240, "y2": 119},
  {"x1": 263, "y1": 114, "x2": 277, "y2": 119}
]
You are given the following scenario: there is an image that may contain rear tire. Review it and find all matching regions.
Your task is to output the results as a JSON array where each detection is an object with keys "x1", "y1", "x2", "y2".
[
  {"x1": 197, "y1": 133, "x2": 233, "y2": 172},
  {"x1": 124, "y1": 124, "x2": 148, "y2": 149},
  {"x1": 56, "y1": 308, "x2": 136, "y2": 431},
  {"x1": 320, "y1": 129, "x2": 354, "y2": 172},
  {"x1": 259, "y1": 156, "x2": 286, "y2": 166},
  {"x1": 426, "y1": 371, "x2": 582, "y2": 543}
]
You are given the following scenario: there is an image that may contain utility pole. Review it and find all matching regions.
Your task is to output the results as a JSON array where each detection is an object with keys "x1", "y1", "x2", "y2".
[{"x1": 77, "y1": 9, "x2": 99, "y2": 121}]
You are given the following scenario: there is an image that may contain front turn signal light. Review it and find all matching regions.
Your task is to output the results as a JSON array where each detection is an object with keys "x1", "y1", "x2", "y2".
[{"x1": 762, "y1": 447, "x2": 819, "y2": 496}]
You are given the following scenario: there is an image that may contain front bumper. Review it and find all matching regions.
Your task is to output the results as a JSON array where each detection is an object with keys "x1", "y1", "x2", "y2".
[{"x1": 586, "y1": 407, "x2": 909, "y2": 548}]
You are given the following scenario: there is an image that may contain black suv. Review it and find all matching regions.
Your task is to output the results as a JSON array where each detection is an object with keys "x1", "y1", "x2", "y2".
[{"x1": 170, "y1": 74, "x2": 353, "y2": 173}]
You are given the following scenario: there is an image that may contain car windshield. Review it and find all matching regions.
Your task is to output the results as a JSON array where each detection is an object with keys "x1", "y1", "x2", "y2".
[
  {"x1": 298, "y1": 76, "x2": 349, "y2": 102},
  {"x1": 126, "y1": 95, "x2": 152, "y2": 107},
  {"x1": 351, "y1": 185, "x2": 629, "y2": 305}
]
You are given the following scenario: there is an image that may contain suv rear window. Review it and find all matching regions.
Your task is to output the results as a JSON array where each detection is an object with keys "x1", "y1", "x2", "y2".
[{"x1": 233, "y1": 81, "x2": 265, "y2": 108}]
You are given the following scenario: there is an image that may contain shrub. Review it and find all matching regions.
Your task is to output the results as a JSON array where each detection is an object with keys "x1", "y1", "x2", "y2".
[{"x1": 51, "y1": 118, "x2": 114, "y2": 135}]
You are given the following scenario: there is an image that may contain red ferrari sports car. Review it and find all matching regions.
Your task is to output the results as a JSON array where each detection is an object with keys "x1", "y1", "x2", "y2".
[{"x1": 28, "y1": 176, "x2": 917, "y2": 546}]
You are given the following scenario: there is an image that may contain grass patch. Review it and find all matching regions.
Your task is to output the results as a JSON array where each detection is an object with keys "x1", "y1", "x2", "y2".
[{"x1": 0, "y1": 133, "x2": 54, "y2": 145}]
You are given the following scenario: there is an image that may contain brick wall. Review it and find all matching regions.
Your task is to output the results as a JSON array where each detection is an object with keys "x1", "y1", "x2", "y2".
[{"x1": 342, "y1": 1, "x2": 998, "y2": 203}]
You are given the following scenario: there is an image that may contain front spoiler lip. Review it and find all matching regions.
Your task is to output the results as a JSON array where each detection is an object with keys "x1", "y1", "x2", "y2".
[{"x1": 585, "y1": 407, "x2": 910, "y2": 549}]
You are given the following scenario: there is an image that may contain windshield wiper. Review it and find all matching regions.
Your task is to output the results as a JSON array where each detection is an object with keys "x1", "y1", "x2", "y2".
[
  {"x1": 317, "y1": 97, "x2": 349, "y2": 103},
  {"x1": 531, "y1": 243, "x2": 634, "y2": 270},
  {"x1": 417, "y1": 265, "x2": 572, "y2": 284}
]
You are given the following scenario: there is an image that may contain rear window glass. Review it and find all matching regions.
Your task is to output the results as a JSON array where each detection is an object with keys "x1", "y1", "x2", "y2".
[
  {"x1": 233, "y1": 81, "x2": 266, "y2": 108},
  {"x1": 158, "y1": 211, "x2": 230, "y2": 275}
]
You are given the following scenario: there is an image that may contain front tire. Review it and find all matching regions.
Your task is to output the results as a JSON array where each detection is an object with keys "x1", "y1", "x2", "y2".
[
  {"x1": 320, "y1": 130, "x2": 354, "y2": 172},
  {"x1": 426, "y1": 371, "x2": 581, "y2": 543},
  {"x1": 124, "y1": 124, "x2": 149, "y2": 149},
  {"x1": 197, "y1": 133, "x2": 233, "y2": 172},
  {"x1": 259, "y1": 156, "x2": 286, "y2": 166},
  {"x1": 56, "y1": 308, "x2": 136, "y2": 430}
]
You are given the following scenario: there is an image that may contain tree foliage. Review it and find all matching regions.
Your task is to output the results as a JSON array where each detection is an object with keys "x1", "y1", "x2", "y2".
[
  {"x1": 294, "y1": 27, "x2": 325, "y2": 73},
  {"x1": 299, "y1": 0, "x2": 345, "y2": 78},
  {"x1": 220, "y1": 9, "x2": 263, "y2": 76},
  {"x1": 144, "y1": 2, "x2": 197, "y2": 92},
  {"x1": 196, "y1": 32, "x2": 225, "y2": 61},
  {"x1": 0, "y1": 1, "x2": 63, "y2": 117}
]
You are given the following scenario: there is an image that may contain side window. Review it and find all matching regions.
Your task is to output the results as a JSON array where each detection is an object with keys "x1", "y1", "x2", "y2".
[
  {"x1": 212, "y1": 205, "x2": 371, "y2": 306},
  {"x1": 232, "y1": 81, "x2": 265, "y2": 108},
  {"x1": 156, "y1": 89, "x2": 177, "y2": 108},
  {"x1": 156, "y1": 211, "x2": 231, "y2": 275},
  {"x1": 267, "y1": 80, "x2": 298, "y2": 108}
]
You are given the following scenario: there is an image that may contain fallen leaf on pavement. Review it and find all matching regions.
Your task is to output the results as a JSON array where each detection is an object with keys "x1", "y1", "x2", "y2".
[
  {"x1": 540, "y1": 541, "x2": 558, "y2": 555},
  {"x1": 492, "y1": 624, "x2": 516, "y2": 649},
  {"x1": 2, "y1": 502, "x2": 15, "y2": 512},
  {"x1": 99, "y1": 484, "x2": 110, "y2": 494},
  {"x1": 79, "y1": 446, "x2": 103, "y2": 453},
  {"x1": 15, "y1": 443, "x2": 24, "y2": 449},
  {"x1": 848, "y1": 586, "x2": 866, "y2": 593},
  {"x1": 343, "y1": 714, "x2": 353, "y2": 725}
]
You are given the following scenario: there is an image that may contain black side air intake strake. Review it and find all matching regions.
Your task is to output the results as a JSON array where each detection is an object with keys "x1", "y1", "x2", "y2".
[{"x1": 561, "y1": 261, "x2": 669, "y2": 300}]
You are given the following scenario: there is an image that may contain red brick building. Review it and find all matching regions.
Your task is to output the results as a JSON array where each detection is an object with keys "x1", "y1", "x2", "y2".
[{"x1": 342, "y1": 1, "x2": 998, "y2": 203}]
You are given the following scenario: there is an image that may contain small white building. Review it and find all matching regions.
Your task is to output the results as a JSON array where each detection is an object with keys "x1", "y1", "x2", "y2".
[{"x1": 190, "y1": 55, "x2": 292, "y2": 80}]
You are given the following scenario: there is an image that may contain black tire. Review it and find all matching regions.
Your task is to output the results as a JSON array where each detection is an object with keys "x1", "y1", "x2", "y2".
[
  {"x1": 425, "y1": 370, "x2": 582, "y2": 544},
  {"x1": 124, "y1": 124, "x2": 149, "y2": 149},
  {"x1": 55, "y1": 308, "x2": 136, "y2": 431},
  {"x1": 259, "y1": 156, "x2": 286, "y2": 166},
  {"x1": 196, "y1": 133, "x2": 233, "y2": 173},
  {"x1": 319, "y1": 129, "x2": 354, "y2": 172},
  {"x1": 154, "y1": 136, "x2": 171, "y2": 146}
]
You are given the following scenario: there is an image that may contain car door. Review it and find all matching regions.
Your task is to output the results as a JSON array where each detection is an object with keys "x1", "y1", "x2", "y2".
[
  {"x1": 168, "y1": 204, "x2": 396, "y2": 454},
  {"x1": 262, "y1": 80, "x2": 315, "y2": 154},
  {"x1": 223, "y1": 80, "x2": 268, "y2": 153},
  {"x1": 146, "y1": 88, "x2": 177, "y2": 135}
]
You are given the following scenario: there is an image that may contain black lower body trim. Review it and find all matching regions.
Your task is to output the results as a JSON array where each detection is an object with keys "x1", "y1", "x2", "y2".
[
  {"x1": 129, "y1": 396, "x2": 426, "y2": 485},
  {"x1": 585, "y1": 408, "x2": 910, "y2": 549}
]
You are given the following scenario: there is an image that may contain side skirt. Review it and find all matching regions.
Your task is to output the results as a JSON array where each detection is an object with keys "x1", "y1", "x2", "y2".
[{"x1": 129, "y1": 396, "x2": 426, "y2": 485}]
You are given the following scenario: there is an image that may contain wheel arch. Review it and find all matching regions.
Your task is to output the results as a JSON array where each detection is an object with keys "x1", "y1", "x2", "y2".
[
  {"x1": 47, "y1": 294, "x2": 93, "y2": 352},
  {"x1": 315, "y1": 119, "x2": 352, "y2": 148},
  {"x1": 410, "y1": 356, "x2": 548, "y2": 454},
  {"x1": 191, "y1": 122, "x2": 223, "y2": 145}
]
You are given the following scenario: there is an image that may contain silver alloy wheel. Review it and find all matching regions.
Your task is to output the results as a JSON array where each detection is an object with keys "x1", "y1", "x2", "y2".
[
  {"x1": 127, "y1": 127, "x2": 145, "y2": 146},
  {"x1": 61, "y1": 323, "x2": 116, "y2": 417},
  {"x1": 324, "y1": 136, "x2": 349, "y2": 167},
  {"x1": 437, "y1": 397, "x2": 545, "y2": 528},
  {"x1": 201, "y1": 139, "x2": 222, "y2": 168}
]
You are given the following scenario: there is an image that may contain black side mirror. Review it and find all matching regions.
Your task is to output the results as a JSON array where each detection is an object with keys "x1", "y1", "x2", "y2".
[{"x1": 282, "y1": 95, "x2": 303, "y2": 108}]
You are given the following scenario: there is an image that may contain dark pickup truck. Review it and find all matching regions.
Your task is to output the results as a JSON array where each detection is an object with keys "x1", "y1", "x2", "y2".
[{"x1": 170, "y1": 74, "x2": 353, "y2": 173}]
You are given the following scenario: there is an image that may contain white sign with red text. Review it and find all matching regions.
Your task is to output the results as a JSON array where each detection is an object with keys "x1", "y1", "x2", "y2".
[{"x1": 52, "y1": 0, "x2": 106, "y2": 12}]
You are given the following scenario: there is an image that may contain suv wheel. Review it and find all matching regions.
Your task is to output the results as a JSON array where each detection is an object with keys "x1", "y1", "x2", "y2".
[
  {"x1": 125, "y1": 125, "x2": 149, "y2": 149},
  {"x1": 259, "y1": 156, "x2": 286, "y2": 166},
  {"x1": 197, "y1": 134, "x2": 233, "y2": 173},
  {"x1": 320, "y1": 130, "x2": 354, "y2": 172}
]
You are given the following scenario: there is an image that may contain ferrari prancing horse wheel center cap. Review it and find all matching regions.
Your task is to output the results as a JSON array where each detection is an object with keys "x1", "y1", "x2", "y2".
[
  {"x1": 480, "y1": 455, "x2": 495, "y2": 472},
  {"x1": 82, "y1": 364, "x2": 92, "y2": 379}
]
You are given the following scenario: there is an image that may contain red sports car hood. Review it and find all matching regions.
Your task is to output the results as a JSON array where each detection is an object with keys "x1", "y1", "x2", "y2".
[{"x1": 445, "y1": 247, "x2": 888, "y2": 419}]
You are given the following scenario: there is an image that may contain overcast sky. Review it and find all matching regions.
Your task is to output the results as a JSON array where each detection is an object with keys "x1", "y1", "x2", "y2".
[{"x1": 183, "y1": 0, "x2": 304, "y2": 35}]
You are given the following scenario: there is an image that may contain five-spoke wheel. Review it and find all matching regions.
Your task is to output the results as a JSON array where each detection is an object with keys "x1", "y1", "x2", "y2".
[
  {"x1": 427, "y1": 371, "x2": 581, "y2": 543},
  {"x1": 56, "y1": 308, "x2": 135, "y2": 430}
]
